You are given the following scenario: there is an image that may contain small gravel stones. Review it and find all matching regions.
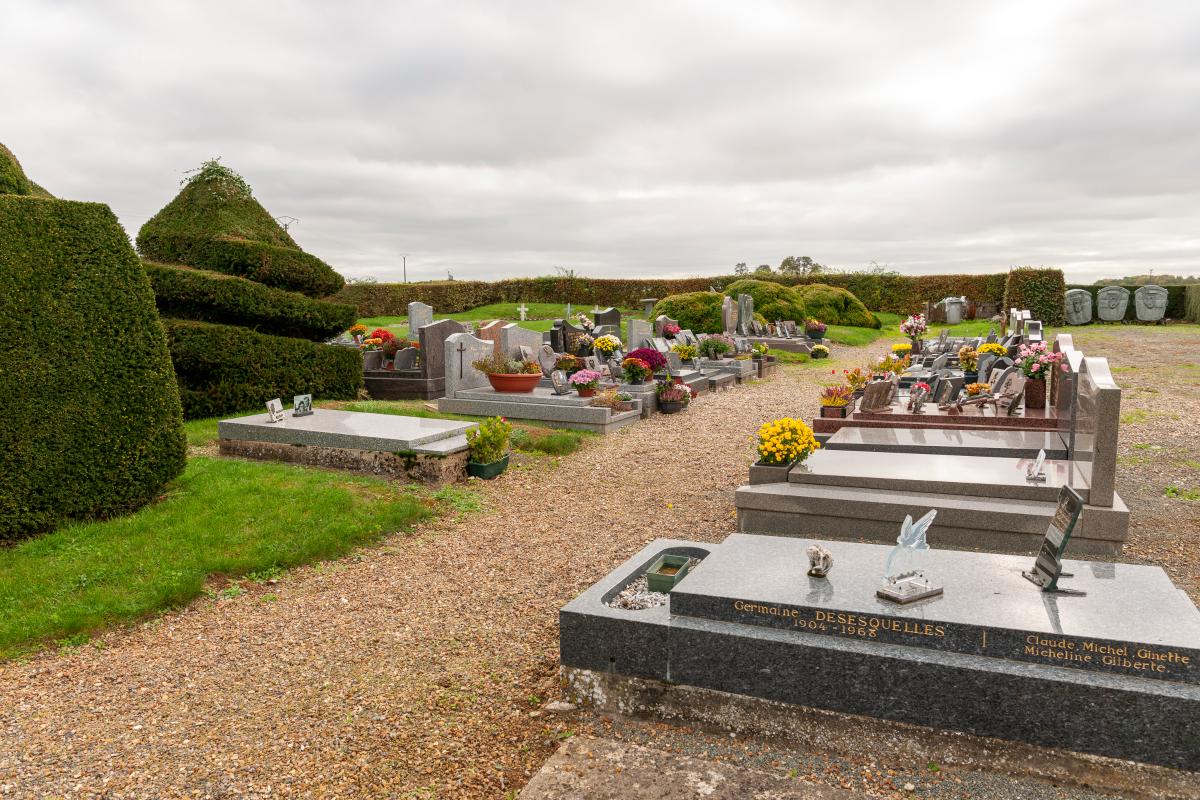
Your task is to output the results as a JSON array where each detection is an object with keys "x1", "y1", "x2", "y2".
[{"x1": 606, "y1": 558, "x2": 702, "y2": 610}]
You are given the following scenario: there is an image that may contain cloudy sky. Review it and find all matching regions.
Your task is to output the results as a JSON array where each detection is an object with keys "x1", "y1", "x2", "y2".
[{"x1": 4, "y1": 1, "x2": 1198, "y2": 284}]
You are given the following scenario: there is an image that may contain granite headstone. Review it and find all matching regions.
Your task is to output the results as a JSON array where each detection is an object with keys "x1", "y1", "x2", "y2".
[
  {"x1": 442, "y1": 332, "x2": 494, "y2": 398},
  {"x1": 408, "y1": 301, "x2": 434, "y2": 333},
  {"x1": 1134, "y1": 285, "x2": 1168, "y2": 322},
  {"x1": 1096, "y1": 286, "x2": 1129, "y2": 322},
  {"x1": 1064, "y1": 289, "x2": 1093, "y2": 325}
]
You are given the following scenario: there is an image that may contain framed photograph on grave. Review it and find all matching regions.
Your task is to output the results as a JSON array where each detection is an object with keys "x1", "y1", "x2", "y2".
[
  {"x1": 292, "y1": 394, "x2": 313, "y2": 417},
  {"x1": 550, "y1": 369, "x2": 572, "y2": 395},
  {"x1": 1023, "y1": 486, "x2": 1085, "y2": 593},
  {"x1": 265, "y1": 398, "x2": 285, "y2": 423}
]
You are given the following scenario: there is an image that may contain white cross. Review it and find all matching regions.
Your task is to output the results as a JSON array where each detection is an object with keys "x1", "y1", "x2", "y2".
[
  {"x1": 565, "y1": 303, "x2": 573, "y2": 317},
  {"x1": 591, "y1": 305, "x2": 602, "y2": 315},
  {"x1": 518, "y1": 303, "x2": 528, "y2": 321}
]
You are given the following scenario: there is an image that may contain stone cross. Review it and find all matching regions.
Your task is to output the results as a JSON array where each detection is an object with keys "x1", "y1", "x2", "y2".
[{"x1": 518, "y1": 303, "x2": 529, "y2": 321}]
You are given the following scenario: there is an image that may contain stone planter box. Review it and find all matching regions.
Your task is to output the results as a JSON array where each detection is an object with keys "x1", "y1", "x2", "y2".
[
  {"x1": 820, "y1": 405, "x2": 850, "y2": 418},
  {"x1": 748, "y1": 459, "x2": 793, "y2": 485},
  {"x1": 362, "y1": 350, "x2": 384, "y2": 371}
]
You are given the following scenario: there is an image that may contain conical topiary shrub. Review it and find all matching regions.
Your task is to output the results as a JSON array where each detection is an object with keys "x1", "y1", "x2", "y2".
[
  {"x1": 0, "y1": 143, "x2": 186, "y2": 539},
  {"x1": 137, "y1": 160, "x2": 360, "y2": 418}
]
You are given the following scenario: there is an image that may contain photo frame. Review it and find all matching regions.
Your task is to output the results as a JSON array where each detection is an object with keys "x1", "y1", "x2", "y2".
[
  {"x1": 292, "y1": 394, "x2": 313, "y2": 417},
  {"x1": 265, "y1": 398, "x2": 285, "y2": 423},
  {"x1": 550, "y1": 369, "x2": 572, "y2": 395}
]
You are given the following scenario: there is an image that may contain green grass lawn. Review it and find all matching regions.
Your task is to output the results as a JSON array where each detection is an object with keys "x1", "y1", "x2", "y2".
[
  {"x1": 357, "y1": 302, "x2": 643, "y2": 336},
  {"x1": 0, "y1": 457, "x2": 436, "y2": 659}
]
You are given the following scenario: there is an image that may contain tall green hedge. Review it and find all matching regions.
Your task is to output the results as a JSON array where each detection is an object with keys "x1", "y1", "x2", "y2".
[
  {"x1": 651, "y1": 292, "x2": 724, "y2": 333},
  {"x1": 0, "y1": 143, "x2": 33, "y2": 196},
  {"x1": 1066, "y1": 283, "x2": 1188, "y2": 322},
  {"x1": 331, "y1": 271, "x2": 1009, "y2": 318},
  {"x1": 1186, "y1": 286, "x2": 1200, "y2": 323},
  {"x1": 0, "y1": 196, "x2": 186, "y2": 540},
  {"x1": 165, "y1": 320, "x2": 362, "y2": 418},
  {"x1": 145, "y1": 262, "x2": 356, "y2": 340},
  {"x1": 719, "y1": 279, "x2": 879, "y2": 328},
  {"x1": 1003, "y1": 268, "x2": 1067, "y2": 325},
  {"x1": 723, "y1": 280, "x2": 808, "y2": 322},
  {"x1": 139, "y1": 234, "x2": 344, "y2": 298}
]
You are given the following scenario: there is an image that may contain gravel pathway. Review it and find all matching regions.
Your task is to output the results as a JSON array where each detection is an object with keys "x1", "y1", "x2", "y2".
[{"x1": 1, "y1": 329, "x2": 1196, "y2": 799}]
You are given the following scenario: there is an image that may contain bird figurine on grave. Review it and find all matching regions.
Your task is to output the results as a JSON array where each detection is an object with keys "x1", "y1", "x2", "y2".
[{"x1": 883, "y1": 509, "x2": 937, "y2": 586}]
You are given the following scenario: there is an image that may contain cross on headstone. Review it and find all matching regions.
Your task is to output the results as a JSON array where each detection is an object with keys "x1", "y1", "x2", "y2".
[
  {"x1": 456, "y1": 341, "x2": 467, "y2": 379},
  {"x1": 565, "y1": 303, "x2": 573, "y2": 318},
  {"x1": 518, "y1": 303, "x2": 529, "y2": 321}
]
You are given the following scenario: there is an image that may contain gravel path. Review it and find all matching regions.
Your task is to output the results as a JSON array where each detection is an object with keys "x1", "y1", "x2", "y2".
[{"x1": 1, "y1": 329, "x2": 1196, "y2": 799}]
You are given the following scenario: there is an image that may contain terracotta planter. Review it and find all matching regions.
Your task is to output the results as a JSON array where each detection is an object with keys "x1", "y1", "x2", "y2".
[
  {"x1": 575, "y1": 387, "x2": 597, "y2": 398},
  {"x1": 486, "y1": 373, "x2": 541, "y2": 393},
  {"x1": 1025, "y1": 376, "x2": 1047, "y2": 409},
  {"x1": 820, "y1": 405, "x2": 850, "y2": 418}
]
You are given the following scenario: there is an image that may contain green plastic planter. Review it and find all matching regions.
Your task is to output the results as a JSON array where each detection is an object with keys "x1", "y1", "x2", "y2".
[
  {"x1": 646, "y1": 554, "x2": 692, "y2": 593},
  {"x1": 467, "y1": 453, "x2": 509, "y2": 480}
]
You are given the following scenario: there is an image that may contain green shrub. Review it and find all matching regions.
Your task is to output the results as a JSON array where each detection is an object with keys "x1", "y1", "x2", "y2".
[
  {"x1": 0, "y1": 142, "x2": 34, "y2": 196},
  {"x1": 145, "y1": 262, "x2": 356, "y2": 340},
  {"x1": 1187, "y1": 286, "x2": 1200, "y2": 323},
  {"x1": 1004, "y1": 268, "x2": 1066, "y2": 325},
  {"x1": 723, "y1": 279, "x2": 808, "y2": 322},
  {"x1": 794, "y1": 283, "x2": 880, "y2": 328},
  {"x1": 165, "y1": 320, "x2": 363, "y2": 418},
  {"x1": 137, "y1": 160, "x2": 344, "y2": 298},
  {"x1": 652, "y1": 291, "x2": 724, "y2": 333},
  {"x1": 0, "y1": 196, "x2": 186, "y2": 540}
]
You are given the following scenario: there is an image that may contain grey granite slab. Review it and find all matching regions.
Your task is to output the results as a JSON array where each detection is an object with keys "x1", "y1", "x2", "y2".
[
  {"x1": 672, "y1": 533, "x2": 1200, "y2": 684},
  {"x1": 218, "y1": 409, "x2": 476, "y2": 451},
  {"x1": 789, "y1": 449, "x2": 1089, "y2": 502},
  {"x1": 824, "y1": 427, "x2": 1068, "y2": 459},
  {"x1": 560, "y1": 536, "x2": 1200, "y2": 770},
  {"x1": 453, "y1": 386, "x2": 597, "y2": 406}
]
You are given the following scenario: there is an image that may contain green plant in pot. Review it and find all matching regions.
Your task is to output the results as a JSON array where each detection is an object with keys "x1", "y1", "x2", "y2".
[
  {"x1": 466, "y1": 416, "x2": 512, "y2": 479},
  {"x1": 621, "y1": 356, "x2": 653, "y2": 385},
  {"x1": 697, "y1": 334, "x2": 734, "y2": 360}
]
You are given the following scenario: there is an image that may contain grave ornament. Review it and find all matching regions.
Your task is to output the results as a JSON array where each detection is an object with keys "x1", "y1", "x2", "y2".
[
  {"x1": 859, "y1": 380, "x2": 894, "y2": 413},
  {"x1": 1022, "y1": 486, "x2": 1086, "y2": 595},
  {"x1": 1134, "y1": 285, "x2": 1168, "y2": 322},
  {"x1": 292, "y1": 394, "x2": 313, "y2": 417},
  {"x1": 1096, "y1": 286, "x2": 1129, "y2": 322},
  {"x1": 550, "y1": 370, "x2": 572, "y2": 395},
  {"x1": 877, "y1": 509, "x2": 941, "y2": 604},
  {"x1": 1026, "y1": 448, "x2": 1047, "y2": 483},
  {"x1": 806, "y1": 545, "x2": 833, "y2": 578},
  {"x1": 265, "y1": 398, "x2": 285, "y2": 423},
  {"x1": 1064, "y1": 289, "x2": 1093, "y2": 325}
]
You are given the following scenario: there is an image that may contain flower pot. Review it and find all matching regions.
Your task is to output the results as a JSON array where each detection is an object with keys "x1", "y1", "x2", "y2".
[
  {"x1": 808, "y1": 334, "x2": 824, "y2": 342},
  {"x1": 362, "y1": 350, "x2": 384, "y2": 371},
  {"x1": 659, "y1": 400, "x2": 684, "y2": 414},
  {"x1": 820, "y1": 405, "x2": 850, "y2": 418},
  {"x1": 467, "y1": 453, "x2": 509, "y2": 480},
  {"x1": 1024, "y1": 376, "x2": 1047, "y2": 409},
  {"x1": 486, "y1": 373, "x2": 541, "y2": 393},
  {"x1": 575, "y1": 387, "x2": 597, "y2": 397},
  {"x1": 749, "y1": 459, "x2": 793, "y2": 485},
  {"x1": 645, "y1": 554, "x2": 692, "y2": 593},
  {"x1": 961, "y1": 371, "x2": 978, "y2": 385}
]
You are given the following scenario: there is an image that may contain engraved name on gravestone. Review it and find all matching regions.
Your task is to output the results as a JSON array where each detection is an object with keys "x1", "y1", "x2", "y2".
[
  {"x1": 1064, "y1": 289, "x2": 1093, "y2": 325},
  {"x1": 1096, "y1": 286, "x2": 1130, "y2": 322},
  {"x1": 408, "y1": 301, "x2": 434, "y2": 333},
  {"x1": 859, "y1": 381, "x2": 894, "y2": 413},
  {"x1": 1134, "y1": 285, "x2": 1168, "y2": 322}
]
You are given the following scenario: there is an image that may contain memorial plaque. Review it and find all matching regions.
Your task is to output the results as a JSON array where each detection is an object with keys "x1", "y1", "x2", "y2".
[
  {"x1": 1134, "y1": 285, "x2": 1168, "y2": 322},
  {"x1": 1023, "y1": 486, "x2": 1084, "y2": 593},
  {"x1": 265, "y1": 398, "x2": 284, "y2": 423},
  {"x1": 1064, "y1": 289, "x2": 1093, "y2": 325},
  {"x1": 550, "y1": 369, "x2": 572, "y2": 395},
  {"x1": 859, "y1": 381, "x2": 893, "y2": 413},
  {"x1": 292, "y1": 394, "x2": 313, "y2": 417},
  {"x1": 1097, "y1": 286, "x2": 1129, "y2": 322}
]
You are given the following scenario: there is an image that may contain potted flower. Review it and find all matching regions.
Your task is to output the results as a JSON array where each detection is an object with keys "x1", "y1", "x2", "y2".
[
  {"x1": 575, "y1": 333, "x2": 595, "y2": 356},
  {"x1": 627, "y1": 347, "x2": 668, "y2": 376},
  {"x1": 569, "y1": 368, "x2": 602, "y2": 397},
  {"x1": 655, "y1": 379, "x2": 693, "y2": 413},
  {"x1": 576, "y1": 313, "x2": 595, "y2": 332},
  {"x1": 958, "y1": 345, "x2": 979, "y2": 383},
  {"x1": 966, "y1": 382, "x2": 991, "y2": 397},
  {"x1": 843, "y1": 367, "x2": 870, "y2": 398},
  {"x1": 348, "y1": 323, "x2": 368, "y2": 345},
  {"x1": 810, "y1": 344, "x2": 830, "y2": 359},
  {"x1": 819, "y1": 384, "x2": 855, "y2": 417},
  {"x1": 977, "y1": 342, "x2": 1007, "y2": 359},
  {"x1": 891, "y1": 342, "x2": 912, "y2": 356},
  {"x1": 621, "y1": 356, "x2": 652, "y2": 384},
  {"x1": 361, "y1": 337, "x2": 385, "y2": 370},
  {"x1": 899, "y1": 313, "x2": 927, "y2": 353},
  {"x1": 670, "y1": 343, "x2": 699, "y2": 362},
  {"x1": 697, "y1": 334, "x2": 734, "y2": 360},
  {"x1": 751, "y1": 342, "x2": 769, "y2": 359},
  {"x1": 1015, "y1": 341, "x2": 1066, "y2": 409},
  {"x1": 472, "y1": 354, "x2": 543, "y2": 393},
  {"x1": 466, "y1": 416, "x2": 512, "y2": 479},
  {"x1": 661, "y1": 321, "x2": 681, "y2": 339},
  {"x1": 592, "y1": 334, "x2": 622, "y2": 358},
  {"x1": 591, "y1": 388, "x2": 636, "y2": 413},
  {"x1": 751, "y1": 417, "x2": 819, "y2": 484},
  {"x1": 805, "y1": 319, "x2": 827, "y2": 342}
]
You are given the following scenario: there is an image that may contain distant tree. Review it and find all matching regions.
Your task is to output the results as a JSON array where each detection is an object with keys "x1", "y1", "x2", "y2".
[
  {"x1": 755, "y1": 264, "x2": 773, "y2": 275},
  {"x1": 733, "y1": 262, "x2": 748, "y2": 276},
  {"x1": 779, "y1": 256, "x2": 825, "y2": 277},
  {"x1": 1096, "y1": 273, "x2": 1199, "y2": 285},
  {"x1": 552, "y1": 265, "x2": 578, "y2": 279}
]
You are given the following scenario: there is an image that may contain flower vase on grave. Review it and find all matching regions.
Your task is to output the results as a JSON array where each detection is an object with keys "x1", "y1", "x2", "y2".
[{"x1": 1025, "y1": 376, "x2": 1047, "y2": 409}]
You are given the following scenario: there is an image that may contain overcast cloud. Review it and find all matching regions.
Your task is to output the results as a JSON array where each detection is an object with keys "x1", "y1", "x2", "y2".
[{"x1": 3, "y1": 1, "x2": 1199, "y2": 283}]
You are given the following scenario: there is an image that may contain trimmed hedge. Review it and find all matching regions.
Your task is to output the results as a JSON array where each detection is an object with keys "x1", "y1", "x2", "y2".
[
  {"x1": 1, "y1": 142, "x2": 33, "y2": 196},
  {"x1": 651, "y1": 291, "x2": 724, "y2": 333},
  {"x1": 139, "y1": 234, "x2": 344, "y2": 298},
  {"x1": 723, "y1": 280, "x2": 808, "y2": 322},
  {"x1": 794, "y1": 284, "x2": 880, "y2": 328},
  {"x1": 1004, "y1": 268, "x2": 1066, "y2": 325},
  {"x1": 1187, "y1": 286, "x2": 1200, "y2": 323},
  {"x1": 1066, "y1": 283, "x2": 1188, "y2": 322},
  {"x1": 165, "y1": 319, "x2": 363, "y2": 418},
  {"x1": 145, "y1": 261, "x2": 356, "y2": 341},
  {"x1": 332, "y1": 272, "x2": 1010, "y2": 318},
  {"x1": 0, "y1": 196, "x2": 186, "y2": 540}
]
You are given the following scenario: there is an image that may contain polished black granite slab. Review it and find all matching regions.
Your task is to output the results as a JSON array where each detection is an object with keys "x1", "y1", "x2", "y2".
[
  {"x1": 560, "y1": 536, "x2": 1200, "y2": 770},
  {"x1": 671, "y1": 535, "x2": 1199, "y2": 684}
]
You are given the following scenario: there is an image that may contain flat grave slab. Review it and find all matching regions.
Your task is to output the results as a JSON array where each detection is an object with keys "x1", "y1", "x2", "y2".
[
  {"x1": 560, "y1": 535, "x2": 1200, "y2": 770},
  {"x1": 854, "y1": 403, "x2": 1064, "y2": 431},
  {"x1": 453, "y1": 386, "x2": 597, "y2": 406},
  {"x1": 438, "y1": 390, "x2": 642, "y2": 434},
  {"x1": 218, "y1": 409, "x2": 476, "y2": 452},
  {"x1": 788, "y1": 449, "x2": 1088, "y2": 502},
  {"x1": 824, "y1": 426, "x2": 1068, "y2": 459}
]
